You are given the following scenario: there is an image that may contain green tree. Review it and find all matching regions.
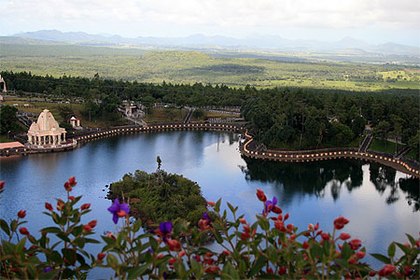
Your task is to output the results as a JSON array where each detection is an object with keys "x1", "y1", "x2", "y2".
[
  {"x1": 0, "y1": 105, "x2": 19, "y2": 135},
  {"x1": 374, "y1": 121, "x2": 391, "y2": 141}
]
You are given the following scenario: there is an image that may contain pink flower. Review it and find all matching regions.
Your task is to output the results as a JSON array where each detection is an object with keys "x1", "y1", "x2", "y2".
[
  {"x1": 167, "y1": 239, "x2": 181, "y2": 251},
  {"x1": 356, "y1": 251, "x2": 366, "y2": 259},
  {"x1": 349, "y1": 239, "x2": 362, "y2": 250},
  {"x1": 19, "y1": 227, "x2": 30, "y2": 235},
  {"x1": 321, "y1": 232, "x2": 330, "y2": 241},
  {"x1": 378, "y1": 264, "x2": 396, "y2": 277},
  {"x1": 339, "y1": 232, "x2": 351, "y2": 241},
  {"x1": 81, "y1": 203, "x2": 91, "y2": 210},
  {"x1": 17, "y1": 210, "x2": 26, "y2": 219},
  {"x1": 334, "y1": 216, "x2": 349, "y2": 230},
  {"x1": 256, "y1": 189, "x2": 267, "y2": 202},
  {"x1": 68, "y1": 176, "x2": 77, "y2": 186},
  {"x1": 83, "y1": 224, "x2": 92, "y2": 232},
  {"x1": 97, "y1": 252, "x2": 106, "y2": 261},
  {"x1": 88, "y1": 220, "x2": 97, "y2": 228},
  {"x1": 207, "y1": 201, "x2": 216, "y2": 207}
]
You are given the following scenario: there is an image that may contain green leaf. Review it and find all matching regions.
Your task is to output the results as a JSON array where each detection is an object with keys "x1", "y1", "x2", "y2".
[
  {"x1": 222, "y1": 262, "x2": 240, "y2": 280},
  {"x1": 62, "y1": 268, "x2": 75, "y2": 279},
  {"x1": 85, "y1": 238, "x2": 100, "y2": 244},
  {"x1": 310, "y1": 243, "x2": 323, "y2": 260},
  {"x1": 388, "y1": 242, "x2": 396, "y2": 258},
  {"x1": 10, "y1": 219, "x2": 18, "y2": 232},
  {"x1": 149, "y1": 237, "x2": 158, "y2": 251},
  {"x1": 62, "y1": 248, "x2": 77, "y2": 265},
  {"x1": 0, "y1": 219, "x2": 10, "y2": 236},
  {"x1": 335, "y1": 258, "x2": 348, "y2": 268},
  {"x1": 127, "y1": 264, "x2": 149, "y2": 278},
  {"x1": 190, "y1": 259, "x2": 201, "y2": 273},
  {"x1": 257, "y1": 217, "x2": 270, "y2": 231},
  {"x1": 215, "y1": 198, "x2": 222, "y2": 213},
  {"x1": 76, "y1": 253, "x2": 87, "y2": 266},
  {"x1": 227, "y1": 202, "x2": 237, "y2": 214},
  {"x1": 249, "y1": 256, "x2": 267, "y2": 277},
  {"x1": 48, "y1": 250, "x2": 63, "y2": 264},
  {"x1": 73, "y1": 237, "x2": 86, "y2": 248},
  {"x1": 340, "y1": 242, "x2": 352, "y2": 259},
  {"x1": 371, "y1": 253, "x2": 391, "y2": 264},
  {"x1": 106, "y1": 254, "x2": 119, "y2": 268},
  {"x1": 213, "y1": 229, "x2": 223, "y2": 243},
  {"x1": 42, "y1": 226, "x2": 61, "y2": 234},
  {"x1": 72, "y1": 225, "x2": 83, "y2": 237},
  {"x1": 395, "y1": 242, "x2": 410, "y2": 254},
  {"x1": 57, "y1": 232, "x2": 71, "y2": 242},
  {"x1": 406, "y1": 233, "x2": 416, "y2": 246},
  {"x1": 101, "y1": 236, "x2": 117, "y2": 246},
  {"x1": 133, "y1": 220, "x2": 142, "y2": 232},
  {"x1": 16, "y1": 237, "x2": 26, "y2": 253},
  {"x1": 2, "y1": 241, "x2": 15, "y2": 255}
]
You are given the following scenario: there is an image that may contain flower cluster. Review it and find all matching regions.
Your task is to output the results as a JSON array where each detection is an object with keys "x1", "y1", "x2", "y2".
[{"x1": 0, "y1": 178, "x2": 419, "y2": 279}]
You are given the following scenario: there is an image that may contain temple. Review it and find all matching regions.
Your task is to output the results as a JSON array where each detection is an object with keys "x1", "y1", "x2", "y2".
[{"x1": 27, "y1": 109, "x2": 67, "y2": 147}]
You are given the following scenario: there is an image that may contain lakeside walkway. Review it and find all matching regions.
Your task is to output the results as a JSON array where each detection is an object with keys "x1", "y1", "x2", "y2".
[
  {"x1": 1, "y1": 122, "x2": 419, "y2": 178},
  {"x1": 240, "y1": 130, "x2": 419, "y2": 178}
]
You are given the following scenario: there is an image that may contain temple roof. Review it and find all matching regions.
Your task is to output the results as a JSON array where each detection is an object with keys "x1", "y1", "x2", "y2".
[{"x1": 28, "y1": 109, "x2": 66, "y2": 134}]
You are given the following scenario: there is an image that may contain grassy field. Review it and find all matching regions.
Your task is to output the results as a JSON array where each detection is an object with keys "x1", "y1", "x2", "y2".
[
  {"x1": 3, "y1": 97, "x2": 126, "y2": 128},
  {"x1": 369, "y1": 139, "x2": 398, "y2": 154},
  {"x1": 143, "y1": 107, "x2": 187, "y2": 124},
  {"x1": 0, "y1": 135, "x2": 13, "y2": 143},
  {"x1": 1, "y1": 43, "x2": 419, "y2": 91}
]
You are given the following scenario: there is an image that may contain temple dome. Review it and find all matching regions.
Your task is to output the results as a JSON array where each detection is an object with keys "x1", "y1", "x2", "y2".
[
  {"x1": 27, "y1": 109, "x2": 67, "y2": 147},
  {"x1": 35, "y1": 109, "x2": 60, "y2": 131}
]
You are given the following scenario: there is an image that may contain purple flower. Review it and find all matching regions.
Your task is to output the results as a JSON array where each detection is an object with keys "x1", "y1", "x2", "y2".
[
  {"x1": 202, "y1": 212, "x2": 211, "y2": 222},
  {"x1": 108, "y1": 199, "x2": 130, "y2": 224},
  {"x1": 263, "y1": 196, "x2": 278, "y2": 215},
  {"x1": 159, "y1": 221, "x2": 173, "y2": 235},
  {"x1": 159, "y1": 221, "x2": 173, "y2": 242},
  {"x1": 43, "y1": 266, "x2": 52, "y2": 273}
]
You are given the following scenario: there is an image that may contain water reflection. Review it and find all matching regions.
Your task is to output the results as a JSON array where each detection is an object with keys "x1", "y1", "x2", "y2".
[{"x1": 241, "y1": 157, "x2": 419, "y2": 211}]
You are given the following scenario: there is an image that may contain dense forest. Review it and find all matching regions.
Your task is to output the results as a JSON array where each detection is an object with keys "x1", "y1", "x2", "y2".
[
  {"x1": 1, "y1": 71, "x2": 419, "y2": 158},
  {"x1": 241, "y1": 89, "x2": 419, "y2": 153}
]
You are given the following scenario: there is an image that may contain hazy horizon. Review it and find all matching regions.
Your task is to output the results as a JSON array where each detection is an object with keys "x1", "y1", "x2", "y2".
[{"x1": 1, "y1": 0, "x2": 419, "y2": 46}]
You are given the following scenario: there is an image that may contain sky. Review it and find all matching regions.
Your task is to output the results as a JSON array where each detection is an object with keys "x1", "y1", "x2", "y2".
[{"x1": 1, "y1": 0, "x2": 419, "y2": 46}]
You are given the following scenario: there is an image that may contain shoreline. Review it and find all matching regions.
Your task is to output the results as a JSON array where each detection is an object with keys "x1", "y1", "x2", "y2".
[{"x1": 1, "y1": 122, "x2": 419, "y2": 178}]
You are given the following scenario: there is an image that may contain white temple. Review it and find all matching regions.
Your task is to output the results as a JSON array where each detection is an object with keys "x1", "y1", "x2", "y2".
[
  {"x1": 69, "y1": 116, "x2": 82, "y2": 129},
  {"x1": 27, "y1": 109, "x2": 67, "y2": 147},
  {"x1": 0, "y1": 75, "x2": 7, "y2": 93}
]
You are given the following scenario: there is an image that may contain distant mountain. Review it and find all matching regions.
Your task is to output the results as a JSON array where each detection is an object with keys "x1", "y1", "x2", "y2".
[{"x1": 11, "y1": 30, "x2": 420, "y2": 57}]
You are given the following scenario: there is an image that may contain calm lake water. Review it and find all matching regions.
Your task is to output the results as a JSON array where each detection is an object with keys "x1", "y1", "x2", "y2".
[{"x1": 1, "y1": 131, "x2": 419, "y2": 275}]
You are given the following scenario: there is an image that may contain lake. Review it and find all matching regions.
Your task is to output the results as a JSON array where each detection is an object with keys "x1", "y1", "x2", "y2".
[{"x1": 0, "y1": 131, "x2": 419, "y2": 275}]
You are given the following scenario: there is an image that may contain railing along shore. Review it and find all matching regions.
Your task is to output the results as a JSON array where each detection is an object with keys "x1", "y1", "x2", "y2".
[{"x1": 1, "y1": 122, "x2": 419, "y2": 178}]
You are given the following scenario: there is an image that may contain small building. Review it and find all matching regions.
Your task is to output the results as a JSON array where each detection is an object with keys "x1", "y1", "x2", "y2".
[
  {"x1": 27, "y1": 109, "x2": 67, "y2": 147},
  {"x1": 0, "y1": 141, "x2": 25, "y2": 157},
  {"x1": 0, "y1": 75, "x2": 7, "y2": 93},
  {"x1": 119, "y1": 101, "x2": 145, "y2": 119},
  {"x1": 69, "y1": 116, "x2": 82, "y2": 129}
]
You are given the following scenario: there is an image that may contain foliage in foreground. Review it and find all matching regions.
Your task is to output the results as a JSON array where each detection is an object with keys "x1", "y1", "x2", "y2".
[{"x1": 0, "y1": 178, "x2": 419, "y2": 279}]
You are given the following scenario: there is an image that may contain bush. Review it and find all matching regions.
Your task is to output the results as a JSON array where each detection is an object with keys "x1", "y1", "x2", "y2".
[{"x1": 0, "y1": 178, "x2": 419, "y2": 279}]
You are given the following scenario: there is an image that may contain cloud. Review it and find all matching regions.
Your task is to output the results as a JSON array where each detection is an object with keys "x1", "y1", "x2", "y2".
[{"x1": 1, "y1": 0, "x2": 419, "y2": 37}]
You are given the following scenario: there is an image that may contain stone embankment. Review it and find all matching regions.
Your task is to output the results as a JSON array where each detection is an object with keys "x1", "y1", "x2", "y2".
[
  {"x1": 239, "y1": 131, "x2": 420, "y2": 179},
  {"x1": 74, "y1": 123, "x2": 243, "y2": 144},
  {"x1": 1, "y1": 122, "x2": 419, "y2": 179}
]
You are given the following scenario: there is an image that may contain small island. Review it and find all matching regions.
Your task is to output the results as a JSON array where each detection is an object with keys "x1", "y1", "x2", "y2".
[{"x1": 107, "y1": 166, "x2": 208, "y2": 227}]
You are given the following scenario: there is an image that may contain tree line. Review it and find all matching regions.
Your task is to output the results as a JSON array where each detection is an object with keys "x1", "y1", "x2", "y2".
[
  {"x1": 1, "y1": 71, "x2": 418, "y2": 159},
  {"x1": 241, "y1": 88, "x2": 419, "y2": 157}
]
